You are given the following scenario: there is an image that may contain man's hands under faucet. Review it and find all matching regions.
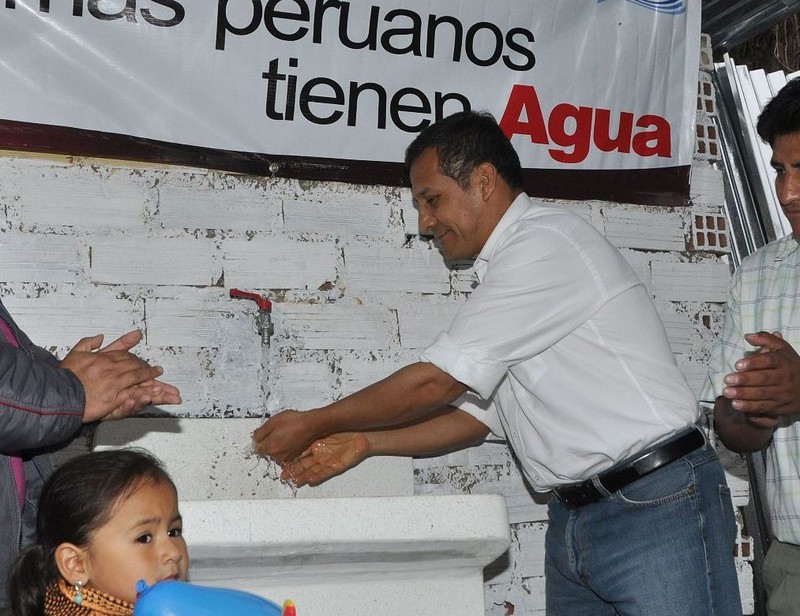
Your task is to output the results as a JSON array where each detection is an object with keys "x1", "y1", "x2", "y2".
[{"x1": 279, "y1": 432, "x2": 372, "y2": 487}]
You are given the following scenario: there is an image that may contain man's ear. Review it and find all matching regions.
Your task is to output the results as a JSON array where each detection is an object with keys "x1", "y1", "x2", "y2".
[
  {"x1": 475, "y1": 162, "x2": 498, "y2": 201},
  {"x1": 54, "y1": 543, "x2": 89, "y2": 585}
]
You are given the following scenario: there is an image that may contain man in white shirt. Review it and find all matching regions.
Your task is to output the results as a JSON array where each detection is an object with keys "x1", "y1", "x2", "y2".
[
  {"x1": 705, "y1": 76, "x2": 800, "y2": 616},
  {"x1": 254, "y1": 110, "x2": 741, "y2": 615}
]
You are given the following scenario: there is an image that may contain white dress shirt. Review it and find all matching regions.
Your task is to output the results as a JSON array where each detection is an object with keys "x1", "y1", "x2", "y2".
[{"x1": 421, "y1": 194, "x2": 699, "y2": 490}]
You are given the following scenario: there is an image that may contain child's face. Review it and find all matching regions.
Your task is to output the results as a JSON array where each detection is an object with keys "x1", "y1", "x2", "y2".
[{"x1": 84, "y1": 478, "x2": 189, "y2": 604}]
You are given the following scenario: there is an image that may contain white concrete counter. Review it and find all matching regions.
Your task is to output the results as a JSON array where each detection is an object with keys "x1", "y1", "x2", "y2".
[
  {"x1": 94, "y1": 418, "x2": 511, "y2": 616},
  {"x1": 183, "y1": 495, "x2": 510, "y2": 615}
]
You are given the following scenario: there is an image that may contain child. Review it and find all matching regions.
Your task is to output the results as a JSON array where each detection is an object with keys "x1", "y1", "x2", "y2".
[{"x1": 8, "y1": 449, "x2": 188, "y2": 616}]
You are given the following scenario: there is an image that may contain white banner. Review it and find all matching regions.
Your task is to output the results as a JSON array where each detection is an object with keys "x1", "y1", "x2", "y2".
[{"x1": 0, "y1": 0, "x2": 699, "y2": 172}]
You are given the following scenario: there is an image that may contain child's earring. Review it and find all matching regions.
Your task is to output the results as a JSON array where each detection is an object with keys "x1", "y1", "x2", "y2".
[{"x1": 73, "y1": 580, "x2": 84, "y2": 605}]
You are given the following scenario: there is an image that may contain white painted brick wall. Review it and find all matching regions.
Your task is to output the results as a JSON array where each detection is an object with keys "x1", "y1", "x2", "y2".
[
  {"x1": 157, "y1": 181, "x2": 281, "y2": 232},
  {"x1": 271, "y1": 361, "x2": 337, "y2": 410},
  {"x1": 399, "y1": 197, "x2": 421, "y2": 237},
  {"x1": 0, "y1": 36, "x2": 754, "y2": 614},
  {"x1": 0, "y1": 233, "x2": 82, "y2": 283},
  {"x1": 658, "y1": 303, "x2": 696, "y2": 355},
  {"x1": 284, "y1": 195, "x2": 392, "y2": 237},
  {"x1": 342, "y1": 243, "x2": 450, "y2": 295},
  {"x1": 603, "y1": 206, "x2": 688, "y2": 251},
  {"x1": 223, "y1": 237, "x2": 338, "y2": 290},
  {"x1": 91, "y1": 237, "x2": 219, "y2": 286},
  {"x1": 339, "y1": 356, "x2": 408, "y2": 395},
  {"x1": 618, "y1": 247, "x2": 655, "y2": 294},
  {"x1": 3, "y1": 294, "x2": 143, "y2": 348},
  {"x1": 397, "y1": 302, "x2": 462, "y2": 349},
  {"x1": 8, "y1": 162, "x2": 147, "y2": 229},
  {"x1": 276, "y1": 303, "x2": 396, "y2": 351},
  {"x1": 691, "y1": 163, "x2": 726, "y2": 208},
  {"x1": 652, "y1": 259, "x2": 731, "y2": 302},
  {"x1": 145, "y1": 292, "x2": 250, "y2": 348}
]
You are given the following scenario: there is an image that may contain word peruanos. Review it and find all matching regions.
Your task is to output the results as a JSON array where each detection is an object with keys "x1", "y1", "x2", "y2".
[{"x1": 500, "y1": 85, "x2": 673, "y2": 164}]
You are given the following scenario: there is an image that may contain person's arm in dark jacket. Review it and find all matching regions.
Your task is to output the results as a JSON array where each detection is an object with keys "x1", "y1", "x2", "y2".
[{"x1": 0, "y1": 343, "x2": 84, "y2": 452}]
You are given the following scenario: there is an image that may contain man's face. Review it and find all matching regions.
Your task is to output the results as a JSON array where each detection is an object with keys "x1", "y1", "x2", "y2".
[
  {"x1": 409, "y1": 147, "x2": 489, "y2": 261},
  {"x1": 772, "y1": 131, "x2": 800, "y2": 237}
]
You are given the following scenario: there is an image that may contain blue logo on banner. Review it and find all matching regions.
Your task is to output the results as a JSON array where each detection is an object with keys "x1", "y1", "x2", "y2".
[{"x1": 599, "y1": 0, "x2": 686, "y2": 14}]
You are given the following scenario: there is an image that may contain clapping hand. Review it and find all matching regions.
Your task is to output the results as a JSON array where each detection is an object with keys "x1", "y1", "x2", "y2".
[
  {"x1": 723, "y1": 331, "x2": 800, "y2": 426},
  {"x1": 60, "y1": 330, "x2": 181, "y2": 422}
]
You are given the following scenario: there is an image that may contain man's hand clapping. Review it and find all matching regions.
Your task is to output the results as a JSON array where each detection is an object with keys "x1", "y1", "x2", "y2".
[
  {"x1": 722, "y1": 331, "x2": 800, "y2": 424},
  {"x1": 59, "y1": 329, "x2": 181, "y2": 422}
]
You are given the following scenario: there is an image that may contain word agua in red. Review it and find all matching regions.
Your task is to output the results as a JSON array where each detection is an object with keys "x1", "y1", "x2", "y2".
[{"x1": 499, "y1": 84, "x2": 672, "y2": 164}]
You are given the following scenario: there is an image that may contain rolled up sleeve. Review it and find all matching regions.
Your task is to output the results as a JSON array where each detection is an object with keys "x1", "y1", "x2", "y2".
[
  {"x1": 451, "y1": 390, "x2": 505, "y2": 438},
  {"x1": 421, "y1": 332, "x2": 507, "y2": 400}
]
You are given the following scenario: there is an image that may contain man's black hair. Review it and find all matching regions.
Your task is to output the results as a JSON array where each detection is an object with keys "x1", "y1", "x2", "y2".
[
  {"x1": 405, "y1": 110, "x2": 524, "y2": 190},
  {"x1": 757, "y1": 76, "x2": 800, "y2": 146}
]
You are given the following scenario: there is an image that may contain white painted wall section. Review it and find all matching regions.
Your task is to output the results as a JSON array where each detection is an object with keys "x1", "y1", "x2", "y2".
[{"x1": 223, "y1": 237, "x2": 338, "y2": 290}]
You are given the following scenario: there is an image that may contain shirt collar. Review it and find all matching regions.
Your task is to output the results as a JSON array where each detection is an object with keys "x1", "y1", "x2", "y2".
[
  {"x1": 473, "y1": 193, "x2": 531, "y2": 282},
  {"x1": 775, "y1": 234, "x2": 800, "y2": 261}
]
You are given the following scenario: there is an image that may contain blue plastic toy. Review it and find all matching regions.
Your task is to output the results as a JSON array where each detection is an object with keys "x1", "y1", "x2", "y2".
[{"x1": 133, "y1": 580, "x2": 296, "y2": 616}]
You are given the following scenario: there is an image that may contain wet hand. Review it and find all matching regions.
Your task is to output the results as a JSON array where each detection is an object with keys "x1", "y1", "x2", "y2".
[
  {"x1": 723, "y1": 331, "x2": 800, "y2": 417},
  {"x1": 252, "y1": 409, "x2": 316, "y2": 462},
  {"x1": 280, "y1": 432, "x2": 371, "y2": 487}
]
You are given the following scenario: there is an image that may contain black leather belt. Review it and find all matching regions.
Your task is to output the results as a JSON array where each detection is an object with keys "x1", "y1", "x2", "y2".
[{"x1": 552, "y1": 427, "x2": 706, "y2": 509}]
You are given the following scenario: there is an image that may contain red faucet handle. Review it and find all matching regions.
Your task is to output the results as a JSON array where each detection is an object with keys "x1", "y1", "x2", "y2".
[{"x1": 229, "y1": 288, "x2": 272, "y2": 311}]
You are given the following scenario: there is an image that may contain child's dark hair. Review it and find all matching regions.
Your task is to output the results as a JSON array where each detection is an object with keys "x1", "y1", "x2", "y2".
[{"x1": 8, "y1": 448, "x2": 174, "y2": 616}]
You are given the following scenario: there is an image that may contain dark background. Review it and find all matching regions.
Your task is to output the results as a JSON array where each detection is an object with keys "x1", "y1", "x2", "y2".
[{"x1": 703, "y1": 1, "x2": 800, "y2": 72}]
